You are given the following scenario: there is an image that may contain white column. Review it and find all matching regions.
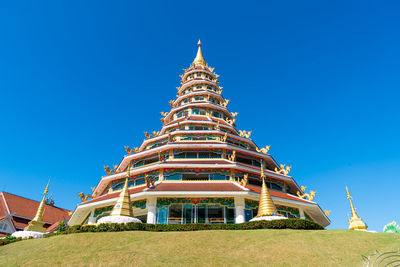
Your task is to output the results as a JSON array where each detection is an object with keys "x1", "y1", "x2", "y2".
[
  {"x1": 299, "y1": 208, "x2": 305, "y2": 219},
  {"x1": 234, "y1": 197, "x2": 245, "y2": 224},
  {"x1": 88, "y1": 210, "x2": 96, "y2": 224},
  {"x1": 146, "y1": 197, "x2": 157, "y2": 224}
]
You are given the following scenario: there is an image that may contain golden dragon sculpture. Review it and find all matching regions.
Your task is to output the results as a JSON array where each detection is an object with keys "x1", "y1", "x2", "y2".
[
  {"x1": 256, "y1": 145, "x2": 271, "y2": 154},
  {"x1": 124, "y1": 146, "x2": 139, "y2": 155},
  {"x1": 274, "y1": 164, "x2": 292, "y2": 176},
  {"x1": 296, "y1": 186, "x2": 317, "y2": 201},
  {"x1": 228, "y1": 151, "x2": 236, "y2": 162},
  {"x1": 104, "y1": 165, "x2": 119, "y2": 175},
  {"x1": 238, "y1": 130, "x2": 252, "y2": 138}
]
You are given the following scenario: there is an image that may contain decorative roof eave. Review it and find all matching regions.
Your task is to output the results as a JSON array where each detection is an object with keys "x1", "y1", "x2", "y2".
[
  {"x1": 95, "y1": 161, "x2": 294, "y2": 197},
  {"x1": 159, "y1": 120, "x2": 239, "y2": 136},
  {"x1": 138, "y1": 130, "x2": 257, "y2": 152},
  {"x1": 174, "y1": 90, "x2": 225, "y2": 106},
  {"x1": 181, "y1": 68, "x2": 217, "y2": 82},
  {"x1": 163, "y1": 102, "x2": 230, "y2": 122},
  {"x1": 179, "y1": 79, "x2": 220, "y2": 94},
  {"x1": 119, "y1": 142, "x2": 275, "y2": 170}
]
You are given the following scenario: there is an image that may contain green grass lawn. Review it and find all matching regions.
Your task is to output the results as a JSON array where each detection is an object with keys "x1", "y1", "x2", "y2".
[{"x1": 0, "y1": 230, "x2": 399, "y2": 266}]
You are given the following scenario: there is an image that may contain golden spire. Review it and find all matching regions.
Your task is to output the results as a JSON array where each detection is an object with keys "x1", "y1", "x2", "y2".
[
  {"x1": 110, "y1": 166, "x2": 134, "y2": 217},
  {"x1": 346, "y1": 186, "x2": 367, "y2": 231},
  {"x1": 192, "y1": 39, "x2": 207, "y2": 67},
  {"x1": 24, "y1": 180, "x2": 50, "y2": 232},
  {"x1": 255, "y1": 162, "x2": 279, "y2": 217},
  {"x1": 346, "y1": 186, "x2": 359, "y2": 219}
]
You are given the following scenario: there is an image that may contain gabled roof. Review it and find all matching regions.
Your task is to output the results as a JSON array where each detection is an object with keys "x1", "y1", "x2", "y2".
[{"x1": 0, "y1": 192, "x2": 71, "y2": 225}]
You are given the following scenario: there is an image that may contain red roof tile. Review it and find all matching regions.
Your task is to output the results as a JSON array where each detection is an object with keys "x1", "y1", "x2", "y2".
[
  {"x1": 0, "y1": 192, "x2": 71, "y2": 228},
  {"x1": 147, "y1": 182, "x2": 245, "y2": 192},
  {"x1": 245, "y1": 185, "x2": 312, "y2": 204}
]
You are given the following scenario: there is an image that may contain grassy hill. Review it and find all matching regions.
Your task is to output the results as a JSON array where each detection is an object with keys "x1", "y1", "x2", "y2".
[{"x1": 1, "y1": 230, "x2": 399, "y2": 266}]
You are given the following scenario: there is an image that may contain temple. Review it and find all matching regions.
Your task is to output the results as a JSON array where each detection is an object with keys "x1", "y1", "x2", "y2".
[{"x1": 69, "y1": 41, "x2": 330, "y2": 227}]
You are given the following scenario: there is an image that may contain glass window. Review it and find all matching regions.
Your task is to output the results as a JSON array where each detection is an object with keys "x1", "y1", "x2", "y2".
[
  {"x1": 212, "y1": 111, "x2": 221, "y2": 118},
  {"x1": 192, "y1": 108, "x2": 199, "y2": 115},
  {"x1": 207, "y1": 205, "x2": 224, "y2": 224},
  {"x1": 225, "y1": 207, "x2": 235, "y2": 224},
  {"x1": 165, "y1": 173, "x2": 182, "y2": 180},
  {"x1": 156, "y1": 207, "x2": 168, "y2": 224},
  {"x1": 168, "y1": 204, "x2": 182, "y2": 224},
  {"x1": 183, "y1": 204, "x2": 194, "y2": 224},
  {"x1": 245, "y1": 209, "x2": 253, "y2": 222},
  {"x1": 196, "y1": 85, "x2": 202, "y2": 89},
  {"x1": 197, "y1": 204, "x2": 206, "y2": 223}
]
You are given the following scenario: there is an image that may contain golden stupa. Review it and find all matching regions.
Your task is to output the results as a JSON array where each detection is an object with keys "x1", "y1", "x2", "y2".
[
  {"x1": 110, "y1": 167, "x2": 134, "y2": 217},
  {"x1": 24, "y1": 181, "x2": 50, "y2": 232},
  {"x1": 346, "y1": 186, "x2": 368, "y2": 231},
  {"x1": 254, "y1": 163, "x2": 279, "y2": 217}
]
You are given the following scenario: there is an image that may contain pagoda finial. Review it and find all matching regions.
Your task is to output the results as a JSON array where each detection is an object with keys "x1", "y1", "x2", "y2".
[
  {"x1": 110, "y1": 165, "x2": 134, "y2": 217},
  {"x1": 24, "y1": 180, "x2": 50, "y2": 232},
  {"x1": 255, "y1": 161, "x2": 279, "y2": 217},
  {"x1": 346, "y1": 186, "x2": 368, "y2": 231},
  {"x1": 192, "y1": 39, "x2": 206, "y2": 67}
]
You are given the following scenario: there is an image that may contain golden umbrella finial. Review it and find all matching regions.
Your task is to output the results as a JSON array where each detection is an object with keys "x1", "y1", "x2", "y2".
[{"x1": 198, "y1": 39, "x2": 202, "y2": 46}]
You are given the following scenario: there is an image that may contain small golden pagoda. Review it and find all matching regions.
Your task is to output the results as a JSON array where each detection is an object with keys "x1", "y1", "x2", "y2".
[
  {"x1": 24, "y1": 181, "x2": 49, "y2": 232},
  {"x1": 254, "y1": 163, "x2": 279, "y2": 217},
  {"x1": 346, "y1": 186, "x2": 367, "y2": 231},
  {"x1": 110, "y1": 177, "x2": 134, "y2": 217}
]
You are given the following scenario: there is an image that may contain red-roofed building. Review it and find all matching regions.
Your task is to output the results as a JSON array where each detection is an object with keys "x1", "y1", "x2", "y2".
[
  {"x1": 0, "y1": 192, "x2": 71, "y2": 236},
  {"x1": 69, "y1": 42, "x2": 330, "y2": 228}
]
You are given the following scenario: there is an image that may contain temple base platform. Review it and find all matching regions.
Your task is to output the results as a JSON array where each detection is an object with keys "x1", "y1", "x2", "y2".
[
  {"x1": 250, "y1": 215, "x2": 287, "y2": 222},
  {"x1": 12, "y1": 231, "x2": 44, "y2": 239},
  {"x1": 97, "y1": 215, "x2": 142, "y2": 224}
]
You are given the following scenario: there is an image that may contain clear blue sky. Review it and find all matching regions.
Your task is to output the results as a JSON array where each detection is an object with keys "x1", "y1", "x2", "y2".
[{"x1": 0, "y1": 1, "x2": 399, "y2": 231}]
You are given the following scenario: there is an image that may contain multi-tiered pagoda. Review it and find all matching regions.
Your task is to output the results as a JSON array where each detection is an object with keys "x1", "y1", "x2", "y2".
[{"x1": 69, "y1": 41, "x2": 330, "y2": 227}]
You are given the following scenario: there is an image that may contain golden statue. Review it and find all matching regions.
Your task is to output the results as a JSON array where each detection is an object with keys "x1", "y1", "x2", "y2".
[
  {"x1": 160, "y1": 112, "x2": 168, "y2": 117},
  {"x1": 324, "y1": 210, "x2": 331, "y2": 216},
  {"x1": 104, "y1": 165, "x2": 118, "y2": 175},
  {"x1": 231, "y1": 112, "x2": 239, "y2": 118},
  {"x1": 228, "y1": 151, "x2": 236, "y2": 162},
  {"x1": 346, "y1": 186, "x2": 368, "y2": 231},
  {"x1": 239, "y1": 130, "x2": 252, "y2": 138},
  {"x1": 145, "y1": 174, "x2": 155, "y2": 188},
  {"x1": 296, "y1": 186, "x2": 316, "y2": 201},
  {"x1": 125, "y1": 146, "x2": 139, "y2": 155},
  {"x1": 239, "y1": 173, "x2": 248, "y2": 187},
  {"x1": 218, "y1": 132, "x2": 228, "y2": 142},
  {"x1": 256, "y1": 145, "x2": 271, "y2": 154},
  {"x1": 169, "y1": 100, "x2": 175, "y2": 107},
  {"x1": 274, "y1": 164, "x2": 291, "y2": 175},
  {"x1": 221, "y1": 99, "x2": 230, "y2": 107},
  {"x1": 226, "y1": 118, "x2": 236, "y2": 125},
  {"x1": 144, "y1": 131, "x2": 159, "y2": 139},
  {"x1": 77, "y1": 192, "x2": 96, "y2": 202}
]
